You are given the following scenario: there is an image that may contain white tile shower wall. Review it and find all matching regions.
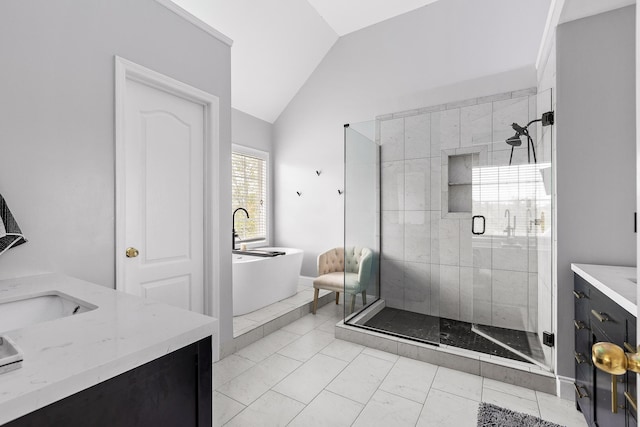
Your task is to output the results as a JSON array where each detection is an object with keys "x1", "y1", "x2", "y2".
[
  {"x1": 405, "y1": 159, "x2": 431, "y2": 210},
  {"x1": 493, "y1": 98, "x2": 529, "y2": 142},
  {"x1": 461, "y1": 103, "x2": 492, "y2": 147},
  {"x1": 472, "y1": 268, "x2": 492, "y2": 325},
  {"x1": 381, "y1": 211, "x2": 404, "y2": 261},
  {"x1": 378, "y1": 89, "x2": 542, "y2": 331},
  {"x1": 380, "y1": 118, "x2": 404, "y2": 161},
  {"x1": 380, "y1": 259, "x2": 404, "y2": 308},
  {"x1": 431, "y1": 109, "x2": 460, "y2": 151},
  {"x1": 404, "y1": 211, "x2": 430, "y2": 264},
  {"x1": 381, "y1": 161, "x2": 404, "y2": 211},
  {"x1": 405, "y1": 114, "x2": 430, "y2": 159},
  {"x1": 404, "y1": 262, "x2": 430, "y2": 315}
]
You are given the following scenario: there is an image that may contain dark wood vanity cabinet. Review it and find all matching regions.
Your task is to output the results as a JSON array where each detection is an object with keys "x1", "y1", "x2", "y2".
[
  {"x1": 574, "y1": 274, "x2": 637, "y2": 427},
  {"x1": 6, "y1": 337, "x2": 212, "y2": 427}
]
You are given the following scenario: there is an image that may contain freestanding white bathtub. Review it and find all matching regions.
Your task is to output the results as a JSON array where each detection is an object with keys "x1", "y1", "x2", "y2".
[{"x1": 232, "y1": 247, "x2": 303, "y2": 316}]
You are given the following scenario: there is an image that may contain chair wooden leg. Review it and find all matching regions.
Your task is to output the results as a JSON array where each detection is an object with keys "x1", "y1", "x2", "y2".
[
  {"x1": 362, "y1": 291, "x2": 366, "y2": 305},
  {"x1": 335, "y1": 292, "x2": 340, "y2": 305},
  {"x1": 350, "y1": 294, "x2": 356, "y2": 313},
  {"x1": 312, "y1": 288, "x2": 319, "y2": 314}
]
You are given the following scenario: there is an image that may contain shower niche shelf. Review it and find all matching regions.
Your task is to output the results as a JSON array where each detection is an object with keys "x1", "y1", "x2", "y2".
[
  {"x1": 441, "y1": 147, "x2": 487, "y2": 218},
  {"x1": 441, "y1": 151, "x2": 473, "y2": 217}
]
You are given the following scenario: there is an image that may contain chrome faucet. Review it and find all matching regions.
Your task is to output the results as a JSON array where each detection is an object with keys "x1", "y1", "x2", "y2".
[
  {"x1": 232, "y1": 208, "x2": 249, "y2": 250},
  {"x1": 504, "y1": 209, "x2": 516, "y2": 237}
]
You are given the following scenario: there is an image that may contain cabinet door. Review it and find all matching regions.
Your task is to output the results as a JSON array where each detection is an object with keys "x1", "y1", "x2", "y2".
[
  {"x1": 6, "y1": 337, "x2": 212, "y2": 427},
  {"x1": 626, "y1": 319, "x2": 637, "y2": 427},
  {"x1": 576, "y1": 362, "x2": 594, "y2": 426},
  {"x1": 574, "y1": 320, "x2": 593, "y2": 423},
  {"x1": 593, "y1": 327, "x2": 626, "y2": 427}
]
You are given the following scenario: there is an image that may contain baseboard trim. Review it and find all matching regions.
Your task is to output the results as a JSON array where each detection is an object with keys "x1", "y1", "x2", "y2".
[{"x1": 556, "y1": 375, "x2": 576, "y2": 401}]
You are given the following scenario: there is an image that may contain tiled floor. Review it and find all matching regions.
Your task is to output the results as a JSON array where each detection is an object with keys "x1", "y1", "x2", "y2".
[{"x1": 215, "y1": 303, "x2": 587, "y2": 427}]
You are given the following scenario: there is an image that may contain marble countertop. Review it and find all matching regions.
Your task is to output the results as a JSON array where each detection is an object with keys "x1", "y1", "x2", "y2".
[
  {"x1": 0, "y1": 273, "x2": 217, "y2": 425},
  {"x1": 571, "y1": 263, "x2": 637, "y2": 315}
]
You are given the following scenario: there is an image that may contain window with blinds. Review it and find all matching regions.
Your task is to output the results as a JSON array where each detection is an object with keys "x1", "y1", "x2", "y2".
[
  {"x1": 232, "y1": 150, "x2": 268, "y2": 243},
  {"x1": 472, "y1": 162, "x2": 551, "y2": 237}
]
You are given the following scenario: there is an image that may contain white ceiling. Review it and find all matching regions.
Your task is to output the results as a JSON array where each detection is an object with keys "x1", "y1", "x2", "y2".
[
  {"x1": 306, "y1": 0, "x2": 440, "y2": 36},
  {"x1": 170, "y1": 0, "x2": 442, "y2": 123},
  {"x1": 169, "y1": 0, "x2": 636, "y2": 124},
  {"x1": 560, "y1": 0, "x2": 635, "y2": 24}
]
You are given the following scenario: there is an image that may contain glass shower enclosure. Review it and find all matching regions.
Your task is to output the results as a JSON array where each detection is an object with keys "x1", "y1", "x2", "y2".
[
  {"x1": 342, "y1": 121, "x2": 384, "y2": 323},
  {"x1": 343, "y1": 89, "x2": 554, "y2": 371}
]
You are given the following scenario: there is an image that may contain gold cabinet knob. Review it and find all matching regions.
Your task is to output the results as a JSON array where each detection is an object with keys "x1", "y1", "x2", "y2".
[
  {"x1": 126, "y1": 247, "x2": 139, "y2": 258},
  {"x1": 591, "y1": 342, "x2": 640, "y2": 414},
  {"x1": 592, "y1": 342, "x2": 640, "y2": 374},
  {"x1": 592, "y1": 342, "x2": 627, "y2": 375}
]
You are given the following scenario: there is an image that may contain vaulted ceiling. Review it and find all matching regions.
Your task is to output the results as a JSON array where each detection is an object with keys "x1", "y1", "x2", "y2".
[
  {"x1": 169, "y1": 0, "x2": 633, "y2": 124},
  {"x1": 170, "y1": 0, "x2": 440, "y2": 123}
]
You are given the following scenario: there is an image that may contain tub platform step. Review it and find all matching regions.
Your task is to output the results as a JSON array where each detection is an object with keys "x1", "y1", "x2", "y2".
[{"x1": 223, "y1": 286, "x2": 334, "y2": 358}]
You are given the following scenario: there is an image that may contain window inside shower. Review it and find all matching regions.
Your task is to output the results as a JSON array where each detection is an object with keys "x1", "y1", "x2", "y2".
[{"x1": 343, "y1": 88, "x2": 554, "y2": 371}]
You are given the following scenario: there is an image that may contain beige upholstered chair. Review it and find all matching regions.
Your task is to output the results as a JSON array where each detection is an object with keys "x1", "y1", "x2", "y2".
[{"x1": 312, "y1": 247, "x2": 373, "y2": 314}]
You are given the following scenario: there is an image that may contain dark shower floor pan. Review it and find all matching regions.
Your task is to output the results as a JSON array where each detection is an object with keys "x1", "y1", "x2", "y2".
[{"x1": 363, "y1": 307, "x2": 544, "y2": 364}]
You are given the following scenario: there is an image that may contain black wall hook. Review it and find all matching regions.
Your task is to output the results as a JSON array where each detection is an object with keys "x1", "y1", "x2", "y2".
[
  {"x1": 296, "y1": 191, "x2": 302, "y2": 197},
  {"x1": 315, "y1": 170, "x2": 321, "y2": 176},
  {"x1": 337, "y1": 189, "x2": 343, "y2": 195}
]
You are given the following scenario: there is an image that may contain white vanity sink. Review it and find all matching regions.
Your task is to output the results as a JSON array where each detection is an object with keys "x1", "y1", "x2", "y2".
[
  {"x1": 0, "y1": 274, "x2": 217, "y2": 425},
  {"x1": 0, "y1": 293, "x2": 97, "y2": 374},
  {"x1": 0, "y1": 293, "x2": 97, "y2": 335}
]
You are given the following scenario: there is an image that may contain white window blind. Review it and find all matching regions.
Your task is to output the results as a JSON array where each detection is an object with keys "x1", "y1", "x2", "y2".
[
  {"x1": 472, "y1": 162, "x2": 551, "y2": 237},
  {"x1": 232, "y1": 151, "x2": 267, "y2": 242}
]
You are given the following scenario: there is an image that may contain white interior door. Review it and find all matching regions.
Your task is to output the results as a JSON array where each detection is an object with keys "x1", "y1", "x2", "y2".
[{"x1": 121, "y1": 78, "x2": 205, "y2": 313}]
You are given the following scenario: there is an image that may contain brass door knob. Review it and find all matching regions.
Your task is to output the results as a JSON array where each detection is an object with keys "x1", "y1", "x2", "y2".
[
  {"x1": 592, "y1": 342, "x2": 640, "y2": 414},
  {"x1": 126, "y1": 247, "x2": 139, "y2": 258},
  {"x1": 592, "y1": 342, "x2": 640, "y2": 375}
]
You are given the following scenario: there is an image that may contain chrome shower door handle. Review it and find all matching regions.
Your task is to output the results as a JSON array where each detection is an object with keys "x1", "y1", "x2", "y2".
[{"x1": 472, "y1": 215, "x2": 486, "y2": 235}]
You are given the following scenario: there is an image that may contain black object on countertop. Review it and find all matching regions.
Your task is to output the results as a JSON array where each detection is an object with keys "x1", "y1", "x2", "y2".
[
  {"x1": 0, "y1": 194, "x2": 27, "y2": 255},
  {"x1": 233, "y1": 249, "x2": 286, "y2": 257}
]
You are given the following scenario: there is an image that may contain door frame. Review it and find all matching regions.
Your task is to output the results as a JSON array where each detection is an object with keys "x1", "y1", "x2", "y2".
[{"x1": 114, "y1": 56, "x2": 220, "y2": 325}]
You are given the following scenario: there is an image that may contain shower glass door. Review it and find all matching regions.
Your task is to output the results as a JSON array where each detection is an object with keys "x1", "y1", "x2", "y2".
[
  {"x1": 471, "y1": 89, "x2": 553, "y2": 370},
  {"x1": 344, "y1": 121, "x2": 380, "y2": 320},
  {"x1": 344, "y1": 118, "x2": 440, "y2": 345}
]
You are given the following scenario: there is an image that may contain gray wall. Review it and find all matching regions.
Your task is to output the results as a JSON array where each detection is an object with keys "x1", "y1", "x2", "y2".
[
  {"x1": 273, "y1": 0, "x2": 550, "y2": 276},
  {"x1": 556, "y1": 5, "x2": 636, "y2": 383},
  {"x1": 232, "y1": 108, "x2": 274, "y2": 244},
  {"x1": 0, "y1": 0, "x2": 234, "y2": 344}
]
